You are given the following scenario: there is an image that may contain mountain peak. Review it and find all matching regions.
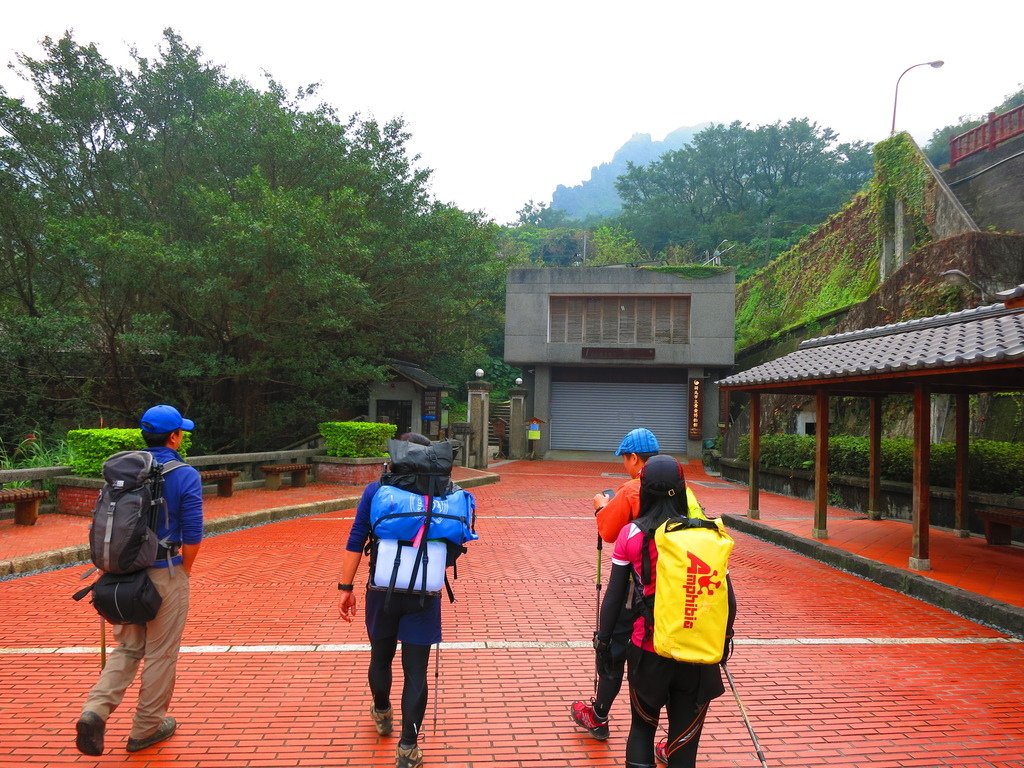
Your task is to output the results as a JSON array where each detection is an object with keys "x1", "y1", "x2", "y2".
[{"x1": 551, "y1": 123, "x2": 709, "y2": 220}]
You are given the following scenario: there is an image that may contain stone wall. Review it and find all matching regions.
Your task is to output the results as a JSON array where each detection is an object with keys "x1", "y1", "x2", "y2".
[
  {"x1": 943, "y1": 133, "x2": 1024, "y2": 233},
  {"x1": 56, "y1": 480, "x2": 102, "y2": 517},
  {"x1": 313, "y1": 457, "x2": 384, "y2": 486}
]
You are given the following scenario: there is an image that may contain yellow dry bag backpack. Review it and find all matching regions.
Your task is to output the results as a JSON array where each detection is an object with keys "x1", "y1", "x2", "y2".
[{"x1": 639, "y1": 515, "x2": 734, "y2": 664}]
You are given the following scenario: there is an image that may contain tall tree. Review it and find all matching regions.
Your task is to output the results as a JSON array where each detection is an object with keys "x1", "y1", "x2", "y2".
[
  {"x1": 0, "y1": 30, "x2": 501, "y2": 450},
  {"x1": 615, "y1": 118, "x2": 871, "y2": 257}
]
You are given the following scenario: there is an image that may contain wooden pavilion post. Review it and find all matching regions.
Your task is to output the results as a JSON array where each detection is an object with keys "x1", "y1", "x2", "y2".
[
  {"x1": 868, "y1": 395, "x2": 883, "y2": 520},
  {"x1": 813, "y1": 390, "x2": 829, "y2": 539},
  {"x1": 748, "y1": 393, "x2": 761, "y2": 520},
  {"x1": 910, "y1": 384, "x2": 931, "y2": 570},
  {"x1": 954, "y1": 392, "x2": 970, "y2": 537}
]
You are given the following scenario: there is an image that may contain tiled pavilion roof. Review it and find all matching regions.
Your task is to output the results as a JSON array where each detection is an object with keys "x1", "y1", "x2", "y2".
[{"x1": 718, "y1": 284, "x2": 1024, "y2": 394}]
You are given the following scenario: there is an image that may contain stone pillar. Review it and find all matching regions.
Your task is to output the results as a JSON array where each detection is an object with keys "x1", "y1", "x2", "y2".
[
  {"x1": 894, "y1": 199, "x2": 914, "y2": 269},
  {"x1": 467, "y1": 380, "x2": 492, "y2": 469},
  {"x1": 533, "y1": 365, "x2": 552, "y2": 457},
  {"x1": 509, "y1": 387, "x2": 528, "y2": 460}
]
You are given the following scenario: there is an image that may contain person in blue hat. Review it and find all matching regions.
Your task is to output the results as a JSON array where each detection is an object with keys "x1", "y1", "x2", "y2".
[
  {"x1": 76, "y1": 404, "x2": 204, "y2": 757},
  {"x1": 572, "y1": 428, "x2": 706, "y2": 763},
  {"x1": 571, "y1": 428, "x2": 662, "y2": 742}
]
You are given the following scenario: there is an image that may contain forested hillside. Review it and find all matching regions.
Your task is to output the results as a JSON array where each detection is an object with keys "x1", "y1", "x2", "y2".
[
  {"x1": 507, "y1": 118, "x2": 872, "y2": 280},
  {"x1": 0, "y1": 31, "x2": 507, "y2": 452}
]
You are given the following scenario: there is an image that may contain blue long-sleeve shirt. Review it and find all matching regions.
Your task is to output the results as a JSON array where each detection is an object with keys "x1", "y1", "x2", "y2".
[
  {"x1": 345, "y1": 481, "x2": 380, "y2": 553},
  {"x1": 147, "y1": 446, "x2": 204, "y2": 547}
]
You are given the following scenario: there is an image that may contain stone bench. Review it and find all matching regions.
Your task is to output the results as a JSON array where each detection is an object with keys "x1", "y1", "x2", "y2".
[
  {"x1": 259, "y1": 463, "x2": 312, "y2": 491},
  {"x1": 976, "y1": 507, "x2": 1024, "y2": 545},
  {"x1": 0, "y1": 487, "x2": 49, "y2": 526},
  {"x1": 198, "y1": 469, "x2": 241, "y2": 497}
]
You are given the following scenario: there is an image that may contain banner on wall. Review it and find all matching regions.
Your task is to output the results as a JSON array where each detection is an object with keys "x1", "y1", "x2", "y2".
[{"x1": 688, "y1": 378, "x2": 703, "y2": 441}]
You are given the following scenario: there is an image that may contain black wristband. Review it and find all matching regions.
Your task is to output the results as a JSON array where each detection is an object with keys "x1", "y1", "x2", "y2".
[{"x1": 337, "y1": 583, "x2": 354, "y2": 592}]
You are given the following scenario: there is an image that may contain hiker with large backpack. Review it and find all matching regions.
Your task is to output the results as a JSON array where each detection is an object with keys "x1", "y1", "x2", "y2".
[
  {"x1": 75, "y1": 404, "x2": 204, "y2": 757},
  {"x1": 337, "y1": 433, "x2": 477, "y2": 768},
  {"x1": 571, "y1": 428, "x2": 707, "y2": 762},
  {"x1": 595, "y1": 455, "x2": 737, "y2": 768}
]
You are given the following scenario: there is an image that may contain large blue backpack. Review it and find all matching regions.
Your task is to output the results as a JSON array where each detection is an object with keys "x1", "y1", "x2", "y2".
[{"x1": 368, "y1": 439, "x2": 477, "y2": 605}]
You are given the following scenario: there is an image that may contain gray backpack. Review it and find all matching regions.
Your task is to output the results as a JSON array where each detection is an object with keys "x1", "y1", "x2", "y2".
[{"x1": 88, "y1": 451, "x2": 185, "y2": 574}]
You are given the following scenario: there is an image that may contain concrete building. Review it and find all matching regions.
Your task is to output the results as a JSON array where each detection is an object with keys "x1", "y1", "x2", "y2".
[{"x1": 505, "y1": 266, "x2": 735, "y2": 457}]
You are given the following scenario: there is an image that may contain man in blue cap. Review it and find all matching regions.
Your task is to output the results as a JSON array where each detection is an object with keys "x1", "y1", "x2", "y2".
[{"x1": 76, "y1": 404, "x2": 204, "y2": 756}]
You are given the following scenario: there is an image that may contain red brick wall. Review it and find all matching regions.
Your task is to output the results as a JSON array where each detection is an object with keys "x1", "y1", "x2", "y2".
[
  {"x1": 57, "y1": 486, "x2": 100, "y2": 517},
  {"x1": 316, "y1": 462, "x2": 383, "y2": 486}
]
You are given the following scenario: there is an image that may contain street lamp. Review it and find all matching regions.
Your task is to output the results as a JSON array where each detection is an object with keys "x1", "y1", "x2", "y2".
[
  {"x1": 940, "y1": 269, "x2": 987, "y2": 303},
  {"x1": 891, "y1": 60, "x2": 944, "y2": 135},
  {"x1": 474, "y1": 368, "x2": 485, "y2": 379}
]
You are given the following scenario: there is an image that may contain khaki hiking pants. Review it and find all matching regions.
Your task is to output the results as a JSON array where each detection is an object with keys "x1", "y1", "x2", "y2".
[{"x1": 82, "y1": 566, "x2": 190, "y2": 740}]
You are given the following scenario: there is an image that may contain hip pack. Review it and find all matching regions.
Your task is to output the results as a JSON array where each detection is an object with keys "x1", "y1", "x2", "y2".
[{"x1": 637, "y1": 516, "x2": 734, "y2": 664}]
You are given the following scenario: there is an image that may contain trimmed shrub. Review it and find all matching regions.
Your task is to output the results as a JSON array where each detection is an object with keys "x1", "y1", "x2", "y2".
[
  {"x1": 67, "y1": 428, "x2": 193, "y2": 477},
  {"x1": 759, "y1": 433, "x2": 815, "y2": 471},
  {"x1": 734, "y1": 433, "x2": 1024, "y2": 495},
  {"x1": 319, "y1": 421, "x2": 397, "y2": 458}
]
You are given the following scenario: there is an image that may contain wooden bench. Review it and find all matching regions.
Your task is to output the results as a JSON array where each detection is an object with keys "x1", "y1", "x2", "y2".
[
  {"x1": 0, "y1": 487, "x2": 49, "y2": 526},
  {"x1": 976, "y1": 507, "x2": 1024, "y2": 545},
  {"x1": 198, "y1": 469, "x2": 241, "y2": 498},
  {"x1": 259, "y1": 463, "x2": 312, "y2": 491}
]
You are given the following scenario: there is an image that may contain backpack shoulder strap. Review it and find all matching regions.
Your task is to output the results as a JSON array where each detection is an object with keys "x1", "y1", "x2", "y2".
[{"x1": 161, "y1": 460, "x2": 187, "y2": 475}]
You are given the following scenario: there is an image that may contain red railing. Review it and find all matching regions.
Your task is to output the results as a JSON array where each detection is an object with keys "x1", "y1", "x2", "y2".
[{"x1": 949, "y1": 104, "x2": 1024, "y2": 166}]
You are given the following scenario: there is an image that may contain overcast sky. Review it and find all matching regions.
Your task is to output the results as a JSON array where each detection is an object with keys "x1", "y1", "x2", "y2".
[{"x1": 2, "y1": 1, "x2": 1022, "y2": 224}]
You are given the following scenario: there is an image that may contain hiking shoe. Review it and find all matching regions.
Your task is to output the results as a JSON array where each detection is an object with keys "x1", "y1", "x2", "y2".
[
  {"x1": 370, "y1": 704, "x2": 393, "y2": 736},
  {"x1": 75, "y1": 711, "x2": 105, "y2": 756},
  {"x1": 570, "y1": 699, "x2": 609, "y2": 740},
  {"x1": 655, "y1": 737, "x2": 668, "y2": 763},
  {"x1": 126, "y1": 717, "x2": 176, "y2": 752},
  {"x1": 396, "y1": 742, "x2": 423, "y2": 768}
]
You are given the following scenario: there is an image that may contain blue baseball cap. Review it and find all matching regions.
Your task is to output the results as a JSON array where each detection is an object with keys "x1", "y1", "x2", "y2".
[
  {"x1": 615, "y1": 428, "x2": 660, "y2": 456},
  {"x1": 140, "y1": 404, "x2": 195, "y2": 434}
]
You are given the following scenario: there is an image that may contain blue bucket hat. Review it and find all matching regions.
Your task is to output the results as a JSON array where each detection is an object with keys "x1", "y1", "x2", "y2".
[
  {"x1": 615, "y1": 427, "x2": 660, "y2": 456},
  {"x1": 140, "y1": 404, "x2": 195, "y2": 434}
]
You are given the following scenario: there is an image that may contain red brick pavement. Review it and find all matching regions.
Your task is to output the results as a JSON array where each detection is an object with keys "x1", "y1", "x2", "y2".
[{"x1": 0, "y1": 459, "x2": 1022, "y2": 767}]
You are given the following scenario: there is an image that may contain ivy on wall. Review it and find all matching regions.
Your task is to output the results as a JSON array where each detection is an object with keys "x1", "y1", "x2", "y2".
[
  {"x1": 734, "y1": 194, "x2": 879, "y2": 350},
  {"x1": 869, "y1": 132, "x2": 934, "y2": 249},
  {"x1": 735, "y1": 132, "x2": 942, "y2": 353}
]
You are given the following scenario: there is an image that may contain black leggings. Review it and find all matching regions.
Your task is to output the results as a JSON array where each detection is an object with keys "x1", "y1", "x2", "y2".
[
  {"x1": 368, "y1": 638, "x2": 432, "y2": 745},
  {"x1": 625, "y1": 647, "x2": 710, "y2": 768}
]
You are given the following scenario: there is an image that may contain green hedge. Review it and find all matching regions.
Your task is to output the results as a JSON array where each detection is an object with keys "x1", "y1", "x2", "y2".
[
  {"x1": 67, "y1": 428, "x2": 193, "y2": 477},
  {"x1": 319, "y1": 421, "x2": 396, "y2": 458},
  {"x1": 737, "y1": 434, "x2": 1024, "y2": 495}
]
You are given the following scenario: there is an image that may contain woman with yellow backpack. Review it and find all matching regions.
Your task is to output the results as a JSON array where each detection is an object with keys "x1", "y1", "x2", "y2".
[{"x1": 594, "y1": 454, "x2": 738, "y2": 768}]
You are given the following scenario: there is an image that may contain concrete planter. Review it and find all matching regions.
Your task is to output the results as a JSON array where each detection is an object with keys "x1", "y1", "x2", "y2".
[
  {"x1": 312, "y1": 456, "x2": 386, "y2": 486},
  {"x1": 719, "y1": 457, "x2": 1023, "y2": 541},
  {"x1": 54, "y1": 476, "x2": 103, "y2": 517}
]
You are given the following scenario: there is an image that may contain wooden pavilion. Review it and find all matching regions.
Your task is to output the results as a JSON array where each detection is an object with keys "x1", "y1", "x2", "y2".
[{"x1": 717, "y1": 284, "x2": 1024, "y2": 571}]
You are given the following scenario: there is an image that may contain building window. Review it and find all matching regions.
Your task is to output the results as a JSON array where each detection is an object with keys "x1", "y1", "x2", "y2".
[{"x1": 549, "y1": 295, "x2": 691, "y2": 344}]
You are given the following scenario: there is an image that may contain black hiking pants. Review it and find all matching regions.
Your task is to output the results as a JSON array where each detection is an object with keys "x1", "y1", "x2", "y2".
[
  {"x1": 369, "y1": 638, "x2": 431, "y2": 745},
  {"x1": 625, "y1": 646, "x2": 716, "y2": 768}
]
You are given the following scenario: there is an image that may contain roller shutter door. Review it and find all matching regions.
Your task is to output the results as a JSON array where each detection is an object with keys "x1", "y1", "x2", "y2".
[{"x1": 549, "y1": 381, "x2": 688, "y2": 452}]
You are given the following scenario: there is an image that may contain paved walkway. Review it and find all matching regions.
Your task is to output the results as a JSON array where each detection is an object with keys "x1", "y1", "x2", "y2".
[{"x1": 1, "y1": 459, "x2": 1022, "y2": 767}]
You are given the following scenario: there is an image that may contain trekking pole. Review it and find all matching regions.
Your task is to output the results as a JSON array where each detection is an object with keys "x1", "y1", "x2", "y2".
[
  {"x1": 99, "y1": 617, "x2": 107, "y2": 668},
  {"x1": 593, "y1": 534, "x2": 603, "y2": 696},
  {"x1": 723, "y1": 664, "x2": 768, "y2": 768},
  {"x1": 430, "y1": 640, "x2": 440, "y2": 742}
]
